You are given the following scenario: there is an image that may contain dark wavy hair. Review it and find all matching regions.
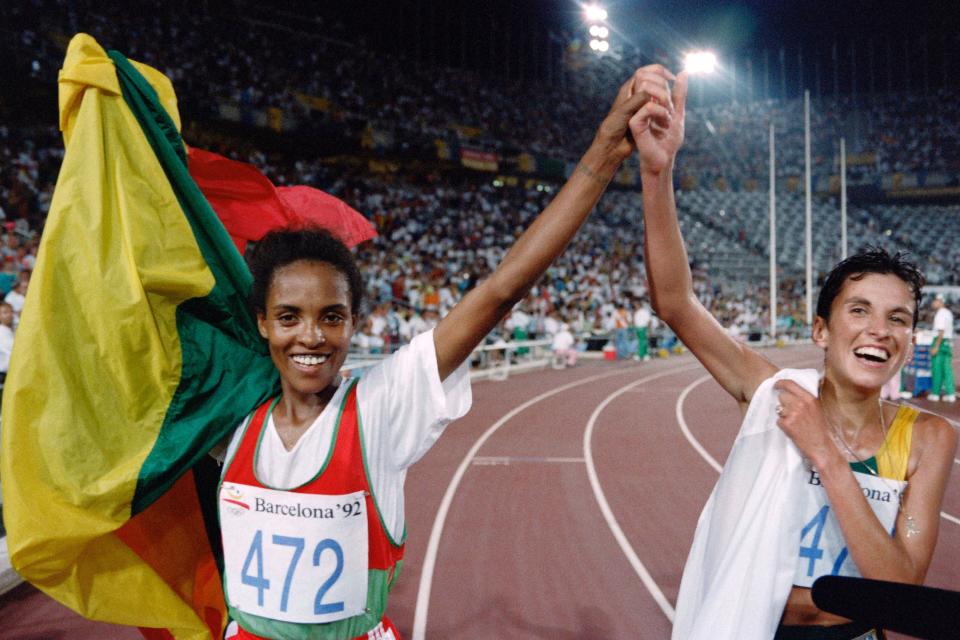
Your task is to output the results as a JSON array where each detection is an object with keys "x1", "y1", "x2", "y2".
[
  {"x1": 247, "y1": 227, "x2": 364, "y2": 316},
  {"x1": 816, "y1": 247, "x2": 925, "y2": 328}
]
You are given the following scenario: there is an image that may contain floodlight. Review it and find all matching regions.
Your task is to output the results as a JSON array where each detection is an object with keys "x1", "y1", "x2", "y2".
[
  {"x1": 589, "y1": 25, "x2": 601, "y2": 37},
  {"x1": 597, "y1": 26, "x2": 609, "y2": 38},
  {"x1": 585, "y1": 5, "x2": 607, "y2": 21},
  {"x1": 598, "y1": 40, "x2": 609, "y2": 52},
  {"x1": 684, "y1": 51, "x2": 718, "y2": 75},
  {"x1": 589, "y1": 39, "x2": 601, "y2": 51}
]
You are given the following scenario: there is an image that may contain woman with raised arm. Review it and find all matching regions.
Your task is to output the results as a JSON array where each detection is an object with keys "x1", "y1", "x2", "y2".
[
  {"x1": 216, "y1": 66, "x2": 674, "y2": 640},
  {"x1": 631, "y1": 71, "x2": 957, "y2": 640}
]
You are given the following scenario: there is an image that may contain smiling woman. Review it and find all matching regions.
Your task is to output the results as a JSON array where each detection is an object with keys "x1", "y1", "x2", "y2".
[
  {"x1": 250, "y1": 232, "x2": 361, "y2": 425},
  {"x1": 213, "y1": 62, "x2": 674, "y2": 640},
  {"x1": 627, "y1": 67, "x2": 958, "y2": 640},
  {"x1": 812, "y1": 253, "x2": 923, "y2": 395},
  {"x1": 219, "y1": 229, "x2": 463, "y2": 640}
]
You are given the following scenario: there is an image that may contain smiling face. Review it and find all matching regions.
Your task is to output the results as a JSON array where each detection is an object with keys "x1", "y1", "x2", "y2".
[
  {"x1": 257, "y1": 260, "x2": 356, "y2": 402},
  {"x1": 813, "y1": 272, "x2": 915, "y2": 392}
]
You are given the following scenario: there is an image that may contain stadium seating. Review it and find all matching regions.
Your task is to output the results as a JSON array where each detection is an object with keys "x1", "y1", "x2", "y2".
[{"x1": 1, "y1": 0, "x2": 958, "y2": 349}]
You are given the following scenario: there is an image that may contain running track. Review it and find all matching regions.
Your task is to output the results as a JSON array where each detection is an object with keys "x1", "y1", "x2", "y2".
[{"x1": 2, "y1": 346, "x2": 958, "y2": 638}]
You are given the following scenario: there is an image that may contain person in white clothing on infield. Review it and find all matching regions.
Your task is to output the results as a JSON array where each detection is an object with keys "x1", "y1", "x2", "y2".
[{"x1": 928, "y1": 293, "x2": 955, "y2": 402}]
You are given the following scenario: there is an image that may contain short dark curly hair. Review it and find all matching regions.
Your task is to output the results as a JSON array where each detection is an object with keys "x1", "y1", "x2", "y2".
[
  {"x1": 816, "y1": 247, "x2": 925, "y2": 328},
  {"x1": 247, "y1": 227, "x2": 364, "y2": 316}
]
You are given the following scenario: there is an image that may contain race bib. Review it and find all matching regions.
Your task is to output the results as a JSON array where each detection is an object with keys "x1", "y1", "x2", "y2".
[
  {"x1": 220, "y1": 482, "x2": 369, "y2": 623},
  {"x1": 793, "y1": 468, "x2": 906, "y2": 588}
]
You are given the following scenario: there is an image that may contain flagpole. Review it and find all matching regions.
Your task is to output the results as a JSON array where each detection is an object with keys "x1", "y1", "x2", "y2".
[
  {"x1": 805, "y1": 89, "x2": 813, "y2": 326},
  {"x1": 840, "y1": 137, "x2": 848, "y2": 260},
  {"x1": 770, "y1": 122, "x2": 777, "y2": 339}
]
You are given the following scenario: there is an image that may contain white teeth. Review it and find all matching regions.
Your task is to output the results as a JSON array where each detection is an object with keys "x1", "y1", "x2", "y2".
[
  {"x1": 854, "y1": 346, "x2": 889, "y2": 362},
  {"x1": 292, "y1": 354, "x2": 328, "y2": 366}
]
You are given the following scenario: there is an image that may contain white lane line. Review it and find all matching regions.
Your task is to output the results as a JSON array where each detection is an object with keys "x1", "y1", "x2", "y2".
[
  {"x1": 676, "y1": 371, "x2": 960, "y2": 528},
  {"x1": 472, "y1": 456, "x2": 585, "y2": 465},
  {"x1": 676, "y1": 374, "x2": 722, "y2": 474},
  {"x1": 412, "y1": 363, "x2": 685, "y2": 639},
  {"x1": 582, "y1": 363, "x2": 703, "y2": 623}
]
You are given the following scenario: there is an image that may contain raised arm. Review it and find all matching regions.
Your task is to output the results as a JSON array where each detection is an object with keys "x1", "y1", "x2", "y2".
[
  {"x1": 632, "y1": 71, "x2": 776, "y2": 404},
  {"x1": 433, "y1": 66, "x2": 674, "y2": 380}
]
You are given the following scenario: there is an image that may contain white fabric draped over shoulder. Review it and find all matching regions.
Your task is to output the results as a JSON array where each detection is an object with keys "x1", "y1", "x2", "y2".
[{"x1": 672, "y1": 368, "x2": 820, "y2": 640}]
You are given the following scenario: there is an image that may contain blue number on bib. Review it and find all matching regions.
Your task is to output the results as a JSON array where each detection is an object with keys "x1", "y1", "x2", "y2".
[
  {"x1": 272, "y1": 535, "x2": 305, "y2": 612},
  {"x1": 799, "y1": 505, "x2": 829, "y2": 577},
  {"x1": 831, "y1": 546, "x2": 849, "y2": 575},
  {"x1": 241, "y1": 530, "x2": 270, "y2": 606},
  {"x1": 313, "y1": 539, "x2": 346, "y2": 615}
]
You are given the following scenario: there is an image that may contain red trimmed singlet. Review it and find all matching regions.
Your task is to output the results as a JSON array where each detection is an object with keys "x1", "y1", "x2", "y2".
[{"x1": 223, "y1": 382, "x2": 405, "y2": 640}]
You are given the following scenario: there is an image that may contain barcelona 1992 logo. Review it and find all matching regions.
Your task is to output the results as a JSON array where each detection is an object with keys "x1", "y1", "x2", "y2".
[{"x1": 221, "y1": 483, "x2": 250, "y2": 516}]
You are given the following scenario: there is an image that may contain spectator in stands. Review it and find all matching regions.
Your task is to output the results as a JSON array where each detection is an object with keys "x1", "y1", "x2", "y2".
[
  {"x1": 352, "y1": 316, "x2": 385, "y2": 354},
  {"x1": 613, "y1": 300, "x2": 637, "y2": 358},
  {"x1": 4, "y1": 271, "x2": 28, "y2": 325},
  {"x1": 505, "y1": 303, "x2": 532, "y2": 343},
  {"x1": 0, "y1": 256, "x2": 17, "y2": 295},
  {"x1": 0, "y1": 301, "x2": 14, "y2": 383},
  {"x1": 401, "y1": 307, "x2": 427, "y2": 341},
  {"x1": 367, "y1": 302, "x2": 389, "y2": 348},
  {"x1": 421, "y1": 306, "x2": 440, "y2": 333},
  {"x1": 551, "y1": 322, "x2": 577, "y2": 368}
]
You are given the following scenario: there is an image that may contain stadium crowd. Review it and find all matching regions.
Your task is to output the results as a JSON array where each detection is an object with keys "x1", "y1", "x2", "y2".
[
  {"x1": 1, "y1": 0, "x2": 958, "y2": 363},
  {"x1": 4, "y1": 1, "x2": 960, "y2": 184}
]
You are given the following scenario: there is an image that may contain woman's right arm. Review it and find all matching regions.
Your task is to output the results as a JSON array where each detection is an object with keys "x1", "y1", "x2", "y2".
[{"x1": 632, "y1": 72, "x2": 776, "y2": 404}]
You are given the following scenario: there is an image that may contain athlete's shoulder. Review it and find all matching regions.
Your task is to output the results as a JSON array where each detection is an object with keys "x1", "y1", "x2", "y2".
[
  {"x1": 911, "y1": 406, "x2": 958, "y2": 462},
  {"x1": 911, "y1": 405, "x2": 955, "y2": 431}
]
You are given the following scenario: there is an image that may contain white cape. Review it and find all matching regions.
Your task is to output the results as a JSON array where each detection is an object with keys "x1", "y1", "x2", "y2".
[{"x1": 672, "y1": 368, "x2": 820, "y2": 640}]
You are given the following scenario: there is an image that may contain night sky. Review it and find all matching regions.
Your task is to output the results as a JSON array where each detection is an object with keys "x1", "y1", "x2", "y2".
[
  {"x1": 603, "y1": 0, "x2": 952, "y2": 51},
  {"x1": 310, "y1": 0, "x2": 955, "y2": 93}
]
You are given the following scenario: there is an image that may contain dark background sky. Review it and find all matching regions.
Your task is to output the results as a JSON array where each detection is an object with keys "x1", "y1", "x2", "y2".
[
  {"x1": 309, "y1": 1, "x2": 954, "y2": 55},
  {"x1": 296, "y1": 0, "x2": 955, "y2": 94},
  {"x1": 603, "y1": 0, "x2": 952, "y2": 51}
]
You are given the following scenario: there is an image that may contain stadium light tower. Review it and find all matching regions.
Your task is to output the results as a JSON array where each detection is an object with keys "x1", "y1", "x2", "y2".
[
  {"x1": 584, "y1": 4, "x2": 608, "y2": 22},
  {"x1": 583, "y1": 4, "x2": 609, "y2": 54}
]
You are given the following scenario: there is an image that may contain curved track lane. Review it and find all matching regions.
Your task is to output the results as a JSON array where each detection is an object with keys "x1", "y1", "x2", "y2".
[{"x1": 409, "y1": 358, "x2": 700, "y2": 638}]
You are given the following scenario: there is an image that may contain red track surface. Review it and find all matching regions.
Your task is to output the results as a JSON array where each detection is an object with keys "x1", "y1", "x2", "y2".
[{"x1": 3, "y1": 346, "x2": 958, "y2": 639}]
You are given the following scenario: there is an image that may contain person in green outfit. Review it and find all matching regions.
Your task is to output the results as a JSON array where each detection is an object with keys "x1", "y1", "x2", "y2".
[
  {"x1": 929, "y1": 293, "x2": 955, "y2": 402},
  {"x1": 632, "y1": 296, "x2": 652, "y2": 360}
]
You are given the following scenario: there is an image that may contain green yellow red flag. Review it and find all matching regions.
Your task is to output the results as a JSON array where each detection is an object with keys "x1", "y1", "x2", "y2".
[{"x1": 1, "y1": 33, "x2": 279, "y2": 639}]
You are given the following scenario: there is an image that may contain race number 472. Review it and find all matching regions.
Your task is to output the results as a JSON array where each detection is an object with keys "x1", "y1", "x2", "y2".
[{"x1": 241, "y1": 529, "x2": 346, "y2": 614}]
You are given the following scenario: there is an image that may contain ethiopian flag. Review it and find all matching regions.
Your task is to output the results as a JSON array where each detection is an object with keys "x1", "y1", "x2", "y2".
[{"x1": 0, "y1": 34, "x2": 280, "y2": 639}]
